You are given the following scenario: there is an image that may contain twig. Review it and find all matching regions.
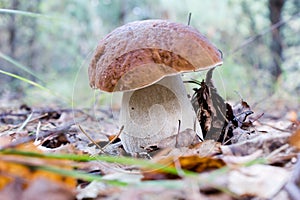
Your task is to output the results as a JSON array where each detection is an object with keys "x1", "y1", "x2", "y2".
[
  {"x1": 187, "y1": 12, "x2": 192, "y2": 26},
  {"x1": 173, "y1": 157, "x2": 185, "y2": 178},
  {"x1": 34, "y1": 121, "x2": 42, "y2": 145},
  {"x1": 222, "y1": 123, "x2": 232, "y2": 145},
  {"x1": 13, "y1": 113, "x2": 48, "y2": 130},
  {"x1": 78, "y1": 124, "x2": 105, "y2": 154},
  {"x1": 177, "y1": 120, "x2": 181, "y2": 135},
  {"x1": 266, "y1": 143, "x2": 289, "y2": 160},
  {"x1": 175, "y1": 120, "x2": 184, "y2": 147},
  {"x1": 251, "y1": 112, "x2": 264, "y2": 123},
  {"x1": 234, "y1": 90, "x2": 244, "y2": 100},
  {"x1": 16, "y1": 112, "x2": 33, "y2": 132},
  {"x1": 256, "y1": 121, "x2": 291, "y2": 132},
  {"x1": 102, "y1": 125, "x2": 124, "y2": 150}
]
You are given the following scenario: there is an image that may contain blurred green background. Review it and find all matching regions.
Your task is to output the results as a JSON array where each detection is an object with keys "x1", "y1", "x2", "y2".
[{"x1": 0, "y1": 0, "x2": 299, "y2": 110}]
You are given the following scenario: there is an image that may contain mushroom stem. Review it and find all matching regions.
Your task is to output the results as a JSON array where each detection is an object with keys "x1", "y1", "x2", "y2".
[{"x1": 119, "y1": 74, "x2": 203, "y2": 153}]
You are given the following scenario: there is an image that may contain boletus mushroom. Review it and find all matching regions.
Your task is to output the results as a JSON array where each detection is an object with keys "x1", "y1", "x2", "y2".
[{"x1": 89, "y1": 20, "x2": 222, "y2": 153}]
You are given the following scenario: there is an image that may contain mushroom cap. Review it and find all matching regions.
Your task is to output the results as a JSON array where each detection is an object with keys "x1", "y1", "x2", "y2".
[{"x1": 89, "y1": 19, "x2": 223, "y2": 92}]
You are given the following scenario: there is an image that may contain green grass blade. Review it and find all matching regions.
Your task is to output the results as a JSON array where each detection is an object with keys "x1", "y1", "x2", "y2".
[
  {"x1": 0, "y1": 69, "x2": 50, "y2": 91},
  {"x1": 0, "y1": 8, "x2": 58, "y2": 20},
  {"x1": 0, "y1": 52, "x2": 42, "y2": 81},
  {"x1": 0, "y1": 149, "x2": 196, "y2": 176},
  {"x1": 0, "y1": 69, "x2": 72, "y2": 105}
]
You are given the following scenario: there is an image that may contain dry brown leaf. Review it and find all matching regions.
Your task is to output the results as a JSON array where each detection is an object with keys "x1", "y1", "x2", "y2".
[
  {"x1": 289, "y1": 129, "x2": 300, "y2": 150},
  {"x1": 189, "y1": 69, "x2": 228, "y2": 141},
  {"x1": 142, "y1": 155, "x2": 225, "y2": 180},
  {"x1": 179, "y1": 156, "x2": 225, "y2": 172}
]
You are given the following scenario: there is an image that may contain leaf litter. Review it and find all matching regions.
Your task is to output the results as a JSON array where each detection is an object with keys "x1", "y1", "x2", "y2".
[{"x1": 0, "y1": 70, "x2": 300, "y2": 199}]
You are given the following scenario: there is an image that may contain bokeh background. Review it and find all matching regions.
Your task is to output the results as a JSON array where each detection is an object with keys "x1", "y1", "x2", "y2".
[{"x1": 0, "y1": 0, "x2": 299, "y2": 111}]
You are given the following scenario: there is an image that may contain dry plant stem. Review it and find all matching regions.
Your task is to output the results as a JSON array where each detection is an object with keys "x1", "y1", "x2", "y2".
[
  {"x1": 78, "y1": 124, "x2": 105, "y2": 154},
  {"x1": 102, "y1": 125, "x2": 124, "y2": 150},
  {"x1": 256, "y1": 121, "x2": 290, "y2": 132},
  {"x1": 222, "y1": 123, "x2": 232, "y2": 145},
  {"x1": 175, "y1": 120, "x2": 182, "y2": 147},
  {"x1": 187, "y1": 12, "x2": 192, "y2": 25},
  {"x1": 34, "y1": 121, "x2": 42, "y2": 144},
  {"x1": 16, "y1": 112, "x2": 33, "y2": 132},
  {"x1": 173, "y1": 157, "x2": 185, "y2": 178},
  {"x1": 266, "y1": 143, "x2": 290, "y2": 160}
]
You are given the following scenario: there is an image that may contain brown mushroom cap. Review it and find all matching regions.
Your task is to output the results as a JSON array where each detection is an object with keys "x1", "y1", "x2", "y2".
[{"x1": 89, "y1": 19, "x2": 222, "y2": 92}]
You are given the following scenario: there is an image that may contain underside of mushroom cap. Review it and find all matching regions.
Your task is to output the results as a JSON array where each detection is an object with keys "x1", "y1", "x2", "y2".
[{"x1": 89, "y1": 19, "x2": 223, "y2": 92}]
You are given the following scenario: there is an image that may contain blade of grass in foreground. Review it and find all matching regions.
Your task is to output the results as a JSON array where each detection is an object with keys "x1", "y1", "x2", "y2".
[
  {"x1": 0, "y1": 69, "x2": 50, "y2": 91},
  {"x1": 0, "y1": 52, "x2": 42, "y2": 81},
  {"x1": 0, "y1": 149, "x2": 196, "y2": 176},
  {"x1": 0, "y1": 148, "x2": 268, "y2": 194},
  {"x1": 0, "y1": 8, "x2": 59, "y2": 20},
  {"x1": 0, "y1": 149, "x2": 268, "y2": 175},
  {"x1": 0, "y1": 69, "x2": 72, "y2": 105}
]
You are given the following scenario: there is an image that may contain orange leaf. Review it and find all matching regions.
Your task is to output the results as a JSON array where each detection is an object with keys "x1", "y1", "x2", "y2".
[
  {"x1": 0, "y1": 142, "x2": 76, "y2": 190},
  {"x1": 142, "y1": 155, "x2": 225, "y2": 180},
  {"x1": 289, "y1": 129, "x2": 300, "y2": 150}
]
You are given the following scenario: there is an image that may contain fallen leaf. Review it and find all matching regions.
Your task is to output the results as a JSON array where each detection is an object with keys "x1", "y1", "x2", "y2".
[
  {"x1": 0, "y1": 142, "x2": 77, "y2": 190},
  {"x1": 0, "y1": 134, "x2": 13, "y2": 148},
  {"x1": 221, "y1": 132, "x2": 291, "y2": 156},
  {"x1": 190, "y1": 140, "x2": 221, "y2": 157},
  {"x1": 22, "y1": 178, "x2": 75, "y2": 200},
  {"x1": 142, "y1": 155, "x2": 225, "y2": 180},
  {"x1": 156, "y1": 128, "x2": 197, "y2": 149},
  {"x1": 289, "y1": 129, "x2": 300, "y2": 150},
  {"x1": 179, "y1": 156, "x2": 225, "y2": 172},
  {"x1": 228, "y1": 164, "x2": 289, "y2": 198},
  {"x1": 0, "y1": 178, "x2": 24, "y2": 200}
]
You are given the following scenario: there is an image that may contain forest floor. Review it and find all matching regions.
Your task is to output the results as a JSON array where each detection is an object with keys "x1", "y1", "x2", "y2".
[{"x1": 0, "y1": 93, "x2": 299, "y2": 199}]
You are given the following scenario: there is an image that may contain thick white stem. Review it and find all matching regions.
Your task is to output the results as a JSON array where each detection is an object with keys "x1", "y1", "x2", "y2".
[{"x1": 119, "y1": 75, "x2": 202, "y2": 153}]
